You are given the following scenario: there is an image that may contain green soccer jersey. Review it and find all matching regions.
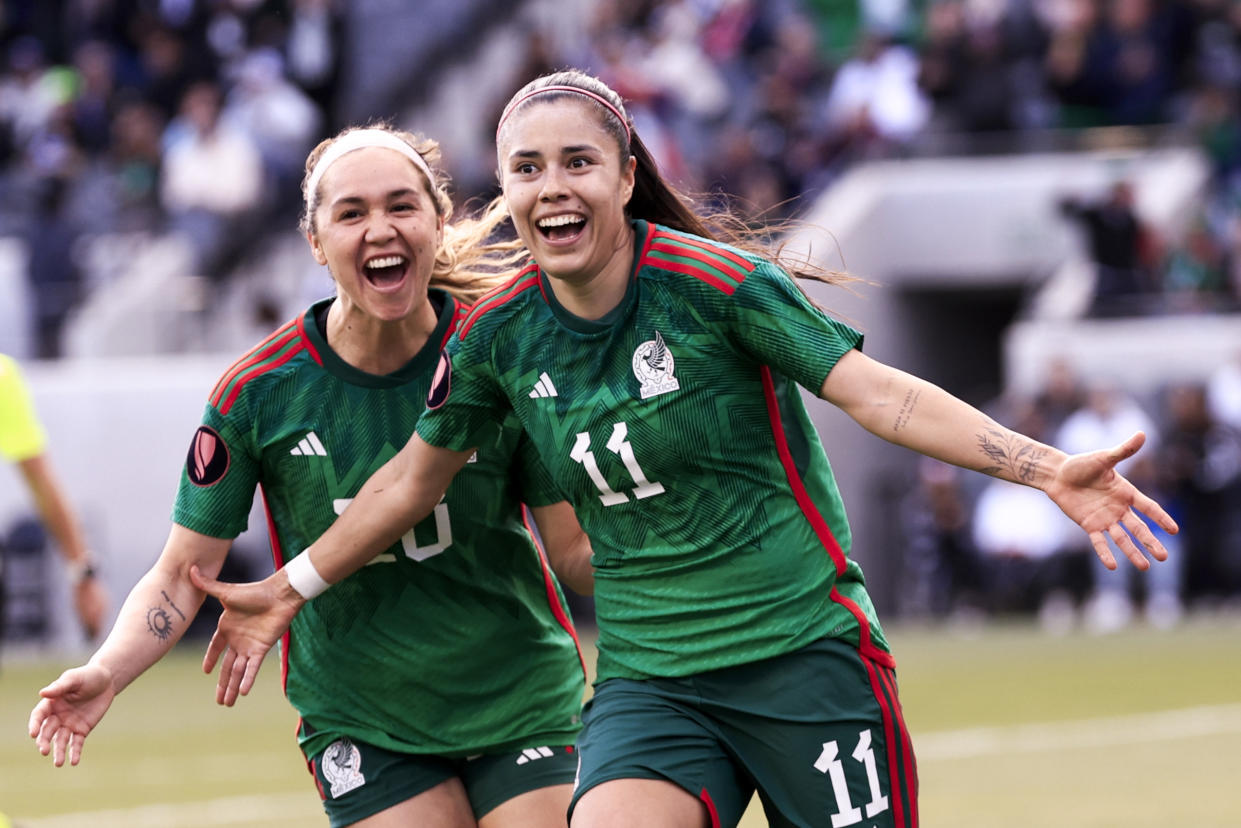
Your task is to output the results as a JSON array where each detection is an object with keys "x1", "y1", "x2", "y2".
[
  {"x1": 418, "y1": 221, "x2": 890, "y2": 683},
  {"x1": 174, "y1": 293, "x2": 585, "y2": 760}
]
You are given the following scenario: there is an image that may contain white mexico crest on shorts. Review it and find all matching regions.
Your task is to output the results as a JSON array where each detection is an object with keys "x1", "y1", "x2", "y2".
[
  {"x1": 632, "y1": 331, "x2": 680, "y2": 399},
  {"x1": 322, "y1": 738, "x2": 366, "y2": 798}
]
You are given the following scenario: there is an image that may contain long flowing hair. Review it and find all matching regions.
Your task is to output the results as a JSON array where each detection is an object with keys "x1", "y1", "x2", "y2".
[{"x1": 495, "y1": 70, "x2": 856, "y2": 296}]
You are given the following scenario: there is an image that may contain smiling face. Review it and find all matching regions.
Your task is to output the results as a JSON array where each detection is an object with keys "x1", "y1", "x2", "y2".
[
  {"x1": 498, "y1": 97, "x2": 636, "y2": 289},
  {"x1": 308, "y1": 146, "x2": 444, "y2": 323}
]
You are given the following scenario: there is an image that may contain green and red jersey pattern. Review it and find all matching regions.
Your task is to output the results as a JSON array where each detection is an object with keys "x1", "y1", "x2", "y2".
[
  {"x1": 418, "y1": 222, "x2": 890, "y2": 683},
  {"x1": 174, "y1": 292, "x2": 584, "y2": 760}
]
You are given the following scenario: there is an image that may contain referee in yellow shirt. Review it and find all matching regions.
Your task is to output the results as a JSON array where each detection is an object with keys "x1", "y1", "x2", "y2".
[{"x1": 0, "y1": 354, "x2": 106, "y2": 643}]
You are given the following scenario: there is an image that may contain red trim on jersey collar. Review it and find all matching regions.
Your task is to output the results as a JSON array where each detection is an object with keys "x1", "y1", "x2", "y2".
[
  {"x1": 439, "y1": 295, "x2": 463, "y2": 351},
  {"x1": 633, "y1": 221, "x2": 656, "y2": 279},
  {"x1": 295, "y1": 312, "x2": 323, "y2": 366}
]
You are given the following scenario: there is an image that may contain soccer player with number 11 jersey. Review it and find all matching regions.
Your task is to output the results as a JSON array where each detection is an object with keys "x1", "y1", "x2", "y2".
[{"x1": 196, "y1": 72, "x2": 1179, "y2": 828}]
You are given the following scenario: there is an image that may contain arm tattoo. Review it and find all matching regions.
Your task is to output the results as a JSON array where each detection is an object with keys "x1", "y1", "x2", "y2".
[
  {"x1": 893, "y1": 389, "x2": 922, "y2": 432},
  {"x1": 146, "y1": 590, "x2": 187, "y2": 641},
  {"x1": 162, "y1": 590, "x2": 187, "y2": 621},
  {"x1": 977, "y1": 425, "x2": 1049, "y2": 484}
]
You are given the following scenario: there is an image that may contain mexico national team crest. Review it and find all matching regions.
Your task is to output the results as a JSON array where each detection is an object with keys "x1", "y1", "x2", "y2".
[
  {"x1": 321, "y1": 738, "x2": 366, "y2": 798},
  {"x1": 632, "y1": 331, "x2": 680, "y2": 399}
]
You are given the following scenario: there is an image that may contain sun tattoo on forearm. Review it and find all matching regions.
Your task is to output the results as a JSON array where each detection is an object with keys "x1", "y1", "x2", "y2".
[
  {"x1": 146, "y1": 590, "x2": 187, "y2": 641},
  {"x1": 977, "y1": 424, "x2": 1048, "y2": 484}
]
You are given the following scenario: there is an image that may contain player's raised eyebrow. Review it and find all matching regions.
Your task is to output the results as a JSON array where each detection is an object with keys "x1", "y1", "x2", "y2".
[{"x1": 508, "y1": 144, "x2": 601, "y2": 160}]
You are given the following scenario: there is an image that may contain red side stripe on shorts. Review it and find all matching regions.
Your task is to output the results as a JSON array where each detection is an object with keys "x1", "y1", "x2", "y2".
[
  {"x1": 877, "y1": 664, "x2": 919, "y2": 827},
  {"x1": 307, "y1": 753, "x2": 327, "y2": 799},
  {"x1": 699, "y1": 788, "x2": 721, "y2": 828},
  {"x1": 521, "y1": 507, "x2": 588, "y2": 682},
  {"x1": 862, "y1": 656, "x2": 907, "y2": 828}
]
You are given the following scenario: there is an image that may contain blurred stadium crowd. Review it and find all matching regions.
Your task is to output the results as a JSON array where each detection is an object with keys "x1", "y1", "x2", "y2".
[{"x1": 1, "y1": 0, "x2": 1239, "y2": 629}]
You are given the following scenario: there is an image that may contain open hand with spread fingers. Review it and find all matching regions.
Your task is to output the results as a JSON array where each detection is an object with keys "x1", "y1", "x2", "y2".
[
  {"x1": 28, "y1": 663, "x2": 117, "y2": 767},
  {"x1": 190, "y1": 565, "x2": 305, "y2": 706},
  {"x1": 1043, "y1": 431, "x2": 1178, "y2": 571}
]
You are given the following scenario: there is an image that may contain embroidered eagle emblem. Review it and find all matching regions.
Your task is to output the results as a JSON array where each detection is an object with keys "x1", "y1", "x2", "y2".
[{"x1": 632, "y1": 331, "x2": 680, "y2": 400}]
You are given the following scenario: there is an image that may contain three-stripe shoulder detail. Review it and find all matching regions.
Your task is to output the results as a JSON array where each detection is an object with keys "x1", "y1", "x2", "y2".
[
  {"x1": 208, "y1": 320, "x2": 309, "y2": 415},
  {"x1": 643, "y1": 230, "x2": 756, "y2": 295},
  {"x1": 458, "y1": 265, "x2": 540, "y2": 341},
  {"x1": 441, "y1": 298, "x2": 470, "y2": 350}
]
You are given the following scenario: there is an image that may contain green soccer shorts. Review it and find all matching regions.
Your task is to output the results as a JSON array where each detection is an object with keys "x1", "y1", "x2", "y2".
[
  {"x1": 572, "y1": 637, "x2": 918, "y2": 828},
  {"x1": 309, "y1": 737, "x2": 576, "y2": 827}
]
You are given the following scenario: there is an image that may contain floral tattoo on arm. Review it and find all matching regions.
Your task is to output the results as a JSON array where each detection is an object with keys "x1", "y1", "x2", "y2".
[{"x1": 977, "y1": 424, "x2": 1049, "y2": 485}]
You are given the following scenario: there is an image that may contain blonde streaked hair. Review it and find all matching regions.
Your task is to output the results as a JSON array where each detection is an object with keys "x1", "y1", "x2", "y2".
[{"x1": 301, "y1": 122, "x2": 522, "y2": 305}]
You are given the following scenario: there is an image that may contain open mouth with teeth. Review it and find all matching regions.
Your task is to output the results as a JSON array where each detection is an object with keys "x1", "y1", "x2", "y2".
[
  {"x1": 537, "y1": 214, "x2": 587, "y2": 242},
  {"x1": 364, "y1": 255, "x2": 408, "y2": 287}
]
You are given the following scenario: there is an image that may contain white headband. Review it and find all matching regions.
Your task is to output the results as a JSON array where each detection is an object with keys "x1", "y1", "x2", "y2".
[{"x1": 306, "y1": 129, "x2": 435, "y2": 206}]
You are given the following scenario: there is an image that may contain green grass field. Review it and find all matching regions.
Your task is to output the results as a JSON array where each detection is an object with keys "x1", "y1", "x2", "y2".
[{"x1": 3, "y1": 618, "x2": 1240, "y2": 827}]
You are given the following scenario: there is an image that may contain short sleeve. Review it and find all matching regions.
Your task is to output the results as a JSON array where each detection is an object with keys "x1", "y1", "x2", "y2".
[
  {"x1": 171, "y1": 404, "x2": 261, "y2": 539},
  {"x1": 728, "y1": 261, "x2": 863, "y2": 391},
  {"x1": 0, "y1": 355, "x2": 48, "y2": 462},
  {"x1": 416, "y1": 331, "x2": 506, "y2": 452}
]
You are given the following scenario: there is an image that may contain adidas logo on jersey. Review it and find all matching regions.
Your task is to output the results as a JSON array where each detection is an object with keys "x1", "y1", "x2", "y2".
[
  {"x1": 529, "y1": 372, "x2": 559, "y2": 398},
  {"x1": 289, "y1": 432, "x2": 327, "y2": 456},
  {"x1": 515, "y1": 746, "x2": 556, "y2": 765}
]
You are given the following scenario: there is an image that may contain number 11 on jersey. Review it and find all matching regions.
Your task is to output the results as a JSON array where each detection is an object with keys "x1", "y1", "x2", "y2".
[{"x1": 571, "y1": 421, "x2": 664, "y2": 506}]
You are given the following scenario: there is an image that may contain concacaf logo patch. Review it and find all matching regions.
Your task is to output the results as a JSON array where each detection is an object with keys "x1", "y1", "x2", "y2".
[
  {"x1": 427, "y1": 352, "x2": 452, "y2": 409},
  {"x1": 186, "y1": 426, "x2": 229, "y2": 487},
  {"x1": 321, "y1": 738, "x2": 366, "y2": 798},
  {"x1": 632, "y1": 331, "x2": 680, "y2": 399}
]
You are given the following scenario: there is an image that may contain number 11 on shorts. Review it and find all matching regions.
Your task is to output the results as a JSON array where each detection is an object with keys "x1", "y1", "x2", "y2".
[{"x1": 814, "y1": 728, "x2": 889, "y2": 827}]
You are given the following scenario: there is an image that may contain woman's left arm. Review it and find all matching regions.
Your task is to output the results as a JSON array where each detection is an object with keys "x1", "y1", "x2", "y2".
[
  {"x1": 819, "y1": 349, "x2": 1177, "y2": 570},
  {"x1": 531, "y1": 501, "x2": 594, "y2": 596}
]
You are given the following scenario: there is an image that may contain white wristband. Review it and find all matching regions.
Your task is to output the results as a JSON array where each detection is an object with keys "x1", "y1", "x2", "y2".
[{"x1": 283, "y1": 551, "x2": 330, "y2": 600}]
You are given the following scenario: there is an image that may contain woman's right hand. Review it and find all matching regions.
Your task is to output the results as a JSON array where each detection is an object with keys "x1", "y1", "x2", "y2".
[
  {"x1": 189, "y1": 565, "x2": 305, "y2": 706},
  {"x1": 28, "y1": 663, "x2": 117, "y2": 767}
]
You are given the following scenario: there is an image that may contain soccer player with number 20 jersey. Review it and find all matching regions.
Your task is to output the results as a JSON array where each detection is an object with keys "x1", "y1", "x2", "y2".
[{"x1": 31, "y1": 124, "x2": 591, "y2": 828}]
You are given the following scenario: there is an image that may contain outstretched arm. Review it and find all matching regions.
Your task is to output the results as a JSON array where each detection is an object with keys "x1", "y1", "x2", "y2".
[
  {"x1": 820, "y1": 350, "x2": 1177, "y2": 569},
  {"x1": 28, "y1": 525, "x2": 231, "y2": 766},
  {"x1": 531, "y1": 501, "x2": 593, "y2": 595},
  {"x1": 17, "y1": 454, "x2": 108, "y2": 639},
  {"x1": 193, "y1": 434, "x2": 474, "y2": 704}
]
